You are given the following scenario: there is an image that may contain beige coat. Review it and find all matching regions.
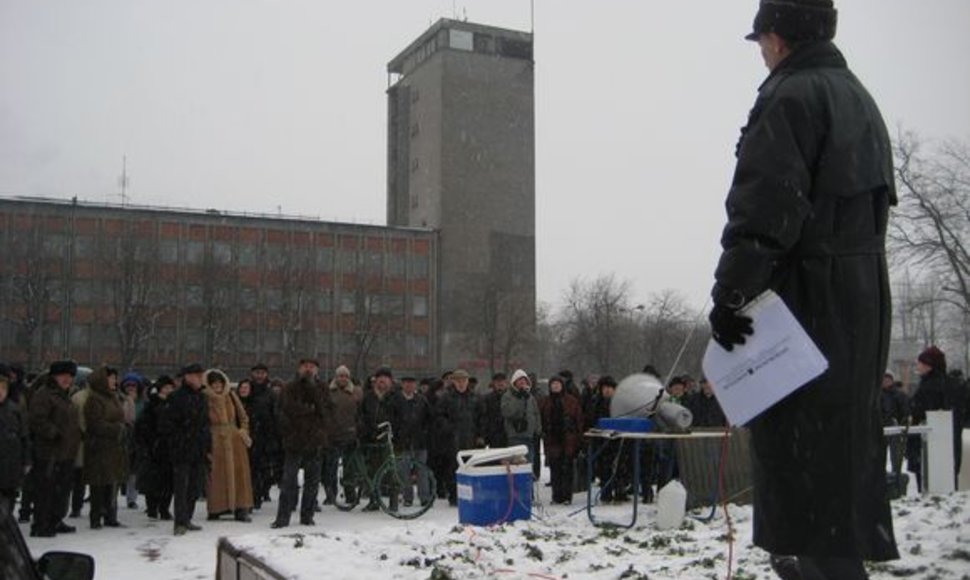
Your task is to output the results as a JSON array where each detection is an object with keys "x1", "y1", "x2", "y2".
[{"x1": 204, "y1": 369, "x2": 253, "y2": 514}]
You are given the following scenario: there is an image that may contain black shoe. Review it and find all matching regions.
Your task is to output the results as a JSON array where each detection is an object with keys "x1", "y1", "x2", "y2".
[
  {"x1": 185, "y1": 522, "x2": 202, "y2": 531},
  {"x1": 104, "y1": 520, "x2": 125, "y2": 528},
  {"x1": 270, "y1": 520, "x2": 288, "y2": 529},
  {"x1": 159, "y1": 510, "x2": 173, "y2": 521},
  {"x1": 69, "y1": 510, "x2": 81, "y2": 519},
  {"x1": 18, "y1": 513, "x2": 31, "y2": 524},
  {"x1": 31, "y1": 529, "x2": 56, "y2": 538},
  {"x1": 207, "y1": 513, "x2": 222, "y2": 521},
  {"x1": 299, "y1": 516, "x2": 315, "y2": 526},
  {"x1": 362, "y1": 502, "x2": 380, "y2": 512},
  {"x1": 147, "y1": 510, "x2": 159, "y2": 520},
  {"x1": 447, "y1": 498, "x2": 458, "y2": 507},
  {"x1": 127, "y1": 501, "x2": 138, "y2": 509},
  {"x1": 323, "y1": 497, "x2": 334, "y2": 506},
  {"x1": 769, "y1": 555, "x2": 802, "y2": 580},
  {"x1": 90, "y1": 522, "x2": 103, "y2": 530},
  {"x1": 234, "y1": 511, "x2": 252, "y2": 523},
  {"x1": 54, "y1": 522, "x2": 76, "y2": 534},
  {"x1": 174, "y1": 525, "x2": 188, "y2": 536}
]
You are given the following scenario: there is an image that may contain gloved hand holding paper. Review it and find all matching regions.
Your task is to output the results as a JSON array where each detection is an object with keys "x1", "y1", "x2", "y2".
[{"x1": 701, "y1": 290, "x2": 828, "y2": 426}]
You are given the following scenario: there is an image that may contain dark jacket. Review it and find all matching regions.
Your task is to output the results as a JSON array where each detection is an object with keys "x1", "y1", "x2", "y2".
[
  {"x1": 83, "y1": 368, "x2": 129, "y2": 485},
  {"x1": 712, "y1": 41, "x2": 897, "y2": 560},
  {"x1": 0, "y1": 397, "x2": 30, "y2": 490},
  {"x1": 160, "y1": 384, "x2": 211, "y2": 465},
  {"x1": 244, "y1": 380, "x2": 281, "y2": 467},
  {"x1": 327, "y1": 378, "x2": 362, "y2": 446},
  {"x1": 359, "y1": 388, "x2": 395, "y2": 444},
  {"x1": 435, "y1": 386, "x2": 478, "y2": 452},
  {"x1": 686, "y1": 392, "x2": 728, "y2": 428},
  {"x1": 388, "y1": 390, "x2": 431, "y2": 452},
  {"x1": 539, "y1": 392, "x2": 583, "y2": 460},
  {"x1": 880, "y1": 386, "x2": 910, "y2": 427},
  {"x1": 28, "y1": 377, "x2": 82, "y2": 464},
  {"x1": 475, "y1": 389, "x2": 508, "y2": 448},
  {"x1": 278, "y1": 375, "x2": 330, "y2": 453},
  {"x1": 135, "y1": 391, "x2": 172, "y2": 495}
]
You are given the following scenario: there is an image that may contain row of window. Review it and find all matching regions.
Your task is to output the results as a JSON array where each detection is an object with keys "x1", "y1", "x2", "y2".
[
  {"x1": 63, "y1": 281, "x2": 430, "y2": 317},
  {"x1": 39, "y1": 235, "x2": 431, "y2": 277}
]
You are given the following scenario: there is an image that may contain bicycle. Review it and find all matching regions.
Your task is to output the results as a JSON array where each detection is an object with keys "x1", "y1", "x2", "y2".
[{"x1": 333, "y1": 422, "x2": 437, "y2": 519}]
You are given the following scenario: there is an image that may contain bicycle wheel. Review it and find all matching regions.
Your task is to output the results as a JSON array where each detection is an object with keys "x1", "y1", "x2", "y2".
[
  {"x1": 333, "y1": 455, "x2": 363, "y2": 512},
  {"x1": 374, "y1": 456, "x2": 436, "y2": 519}
]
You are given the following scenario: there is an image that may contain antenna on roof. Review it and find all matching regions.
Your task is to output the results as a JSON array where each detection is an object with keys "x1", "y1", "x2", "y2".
[{"x1": 118, "y1": 155, "x2": 130, "y2": 206}]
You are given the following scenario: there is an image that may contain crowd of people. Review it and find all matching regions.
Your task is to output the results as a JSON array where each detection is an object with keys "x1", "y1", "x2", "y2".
[{"x1": 0, "y1": 356, "x2": 731, "y2": 538}]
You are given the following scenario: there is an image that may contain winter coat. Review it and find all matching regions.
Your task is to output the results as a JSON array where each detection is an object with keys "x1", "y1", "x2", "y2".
[
  {"x1": 243, "y1": 380, "x2": 280, "y2": 471},
  {"x1": 204, "y1": 370, "x2": 253, "y2": 513},
  {"x1": 160, "y1": 382, "x2": 211, "y2": 465},
  {"x1": 28, "y1": 377, "x2": 82, "y2": 464},
  {"x1": 475, "y1": 389, "x2": 508, "y2": 448},
  {"x1": 388, "y1": 390, "x2": 431, "y2": 452},
  {"x1": 880, "y1": 387, "x2": 910, "y2": 427},
  {"x1": 135, "y1": 392, "x2": 172, "y2": 496},
  {"x1": 359, "y1": 388, "x2": 396, "y2": 444},
  {"x1": 686, "y1": 393, "x2": 727, "y2": 428},
  {"x1": 435, "y1": 386, "x2": 478, "y2": 452},
  {"x1": 328, "y1": 378, "x2": 362, "y2": 445},
  {"x1": 278, "y1": 375, "x2": 330, "y2": 453},
  {"x1": 501, "y1": 387, "x2": 541, "y2": 441},
  {"x1": 712, "y1": 41, "x2": 897, "y2": 560},
  {"x1": 82, "y1": 367, "x2": 129, "y2": 486},
  {"x1": 0, "y1": 398, "x2": 30, "y2": 490},
  {"x1": 539, "y1": 392, "x2": 583, "y2": 460}
]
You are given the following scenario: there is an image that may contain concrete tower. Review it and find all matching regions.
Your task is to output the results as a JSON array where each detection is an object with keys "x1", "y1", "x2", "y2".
[{"x1": 387, "y1": 19, "x2": 535, "y2": 371}]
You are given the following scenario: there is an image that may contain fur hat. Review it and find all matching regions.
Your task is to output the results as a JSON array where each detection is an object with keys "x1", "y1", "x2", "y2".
[
  {"x1": 49, "y1": 360, "x2": 78, "y2": 377},
  {"x1": 917, "y1": 346, "x2": 947, "y2": 371},
  {"x1": 251, "y1": 363, "x2": 269, "y2": 372},
  {"x1": 334, "y1": 365, "x2": 351, "y2": 377},
  {"x1": 180, "y1": 363, "x2": 205, "y2": 376},
  {"x1": 374, "y1": 366, "x2": 393, "y2": 379},
  {"x1": 745, "y1": 0, "x2": 837, "y2": 42}
]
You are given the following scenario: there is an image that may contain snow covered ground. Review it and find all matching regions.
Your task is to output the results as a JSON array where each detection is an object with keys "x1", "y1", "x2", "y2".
[{"x1": 21, "y1": 477, "x2": 970, "y2": 580}]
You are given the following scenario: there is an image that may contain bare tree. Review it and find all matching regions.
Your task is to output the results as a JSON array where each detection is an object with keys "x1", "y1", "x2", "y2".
[
  {"x1": 2, "y1": 227, "x2": 60, "y2": 370},
  {"x1": 108, "y1": 223, "x2": 169, "y2": 369},
  {"x1": 560, "y1": 274, "x2": 632, "y2": 374},
  {"x1": 274, "y1": 246, "x2": 316, "y2": 368},
  {"x1": 891, "y1": 131, "x2": 970, "y2": 317},
  {"x1": 462, "y1": 280, "x2": 536, "y2": 377},
  {"x1": 199, "y1": 246, "x2": 238, "y2": 367}
]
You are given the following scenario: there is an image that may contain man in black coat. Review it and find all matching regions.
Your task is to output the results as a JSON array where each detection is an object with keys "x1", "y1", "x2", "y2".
[
  {"x1": 246, "y1": 363, "x2": 279, "y2": 508},
  {"x1": 160, "y1": 364, "x2": 211, "y2": 536},
  {"x1": 388, "y1": 376, "x2": 433, "y2": 506},
  {"x1": 475, "y1": 373, "x2": 509, "y2": 448},
  {"x1": 708, "y1": 2, "x2": 898, "y2": 577},
  {"x1": 272, "y1": 359, "x2": 330, "y2": 528},
  {"x1": 911, "y1": 346, "x2": 965, "y2": 489},
  {"x1": 27, "y1": 361, "x2": 81, "y2": 537}
]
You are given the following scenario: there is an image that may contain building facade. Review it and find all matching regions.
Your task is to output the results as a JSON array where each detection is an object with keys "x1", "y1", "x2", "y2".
[
  {"x1": 387, "y1": 19, "x2": 536, "y2": 372},
  {"x1": 0, "y1": 198, "x2": 437, "y2": 379}
]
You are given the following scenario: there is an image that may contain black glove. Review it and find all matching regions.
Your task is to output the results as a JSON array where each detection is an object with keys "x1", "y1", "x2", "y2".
[{"x1": 709, "y1": 303, "x2": 754, "y2": 352}]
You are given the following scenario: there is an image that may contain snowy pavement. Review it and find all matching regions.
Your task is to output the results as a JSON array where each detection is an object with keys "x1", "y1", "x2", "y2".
[{"x1": 21, "y1": 483, "x2": 970, "y2": 579}]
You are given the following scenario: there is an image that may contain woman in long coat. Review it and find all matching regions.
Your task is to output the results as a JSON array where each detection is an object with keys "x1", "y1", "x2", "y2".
[
  {"x1": 539, "y1": 376, "x2": 583, "y2": 505},
  {"x1": 83, "y1": 366, "x2": 128, "y2": 528},
  {"x1": 204, "y1": 369, "x2": 253, "y2": 521}
]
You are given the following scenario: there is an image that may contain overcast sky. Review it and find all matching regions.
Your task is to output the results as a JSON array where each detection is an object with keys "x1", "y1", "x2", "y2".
[{"x1": 2, "y1": 1, "x2": 969, "y2": 310}]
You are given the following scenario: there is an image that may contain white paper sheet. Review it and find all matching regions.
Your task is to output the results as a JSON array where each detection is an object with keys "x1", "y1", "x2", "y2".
[{"x1": 701, "y1": 290, "x2": 828, "y2": 426}]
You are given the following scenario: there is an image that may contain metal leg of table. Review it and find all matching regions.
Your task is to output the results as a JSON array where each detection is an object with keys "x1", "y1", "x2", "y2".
[{"x1": 586, "y1": 438, "x2": 642, "y2": 529}]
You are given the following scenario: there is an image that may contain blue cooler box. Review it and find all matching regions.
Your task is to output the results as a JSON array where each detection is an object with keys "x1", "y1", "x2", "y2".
[{"x1": 456, "y1": 463, "x2": 532, "y2": 526}]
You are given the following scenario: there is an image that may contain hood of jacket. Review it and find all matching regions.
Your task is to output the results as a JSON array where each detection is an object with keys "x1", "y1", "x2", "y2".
[
  {"x1": 204, "y1": 368, "x2": 233, "y2": 397},
  {"x1": 87, "y1": 366, "x2": 113, "y2": 397},
  {"x1": 510, "y1": 369, "x2": 531, "y2": 388}
]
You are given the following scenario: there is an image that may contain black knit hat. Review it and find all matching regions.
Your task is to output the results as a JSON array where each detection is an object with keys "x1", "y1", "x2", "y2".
[
  {"x1": 917, "y1": 346, "x2": 946, "y2": 372},
  {"x1": 745, "y1": 0, "x2": 838, "y2": 42}
]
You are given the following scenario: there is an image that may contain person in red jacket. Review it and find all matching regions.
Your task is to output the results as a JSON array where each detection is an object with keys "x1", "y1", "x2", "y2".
[{"x1": 539, "y1": 376, "x2": 583, "y2": 505}]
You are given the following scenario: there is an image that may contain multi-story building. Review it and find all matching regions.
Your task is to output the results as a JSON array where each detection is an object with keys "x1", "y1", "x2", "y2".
[
  {"x1": 387, "y1": 19, "x2": 536, "y2": 372},
  {"x1": 0, "y1": 18, "x2": 535, "y2": 378},
  {"x1": 0, "y1": 197, "x2": 437, "y2": 379}
]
